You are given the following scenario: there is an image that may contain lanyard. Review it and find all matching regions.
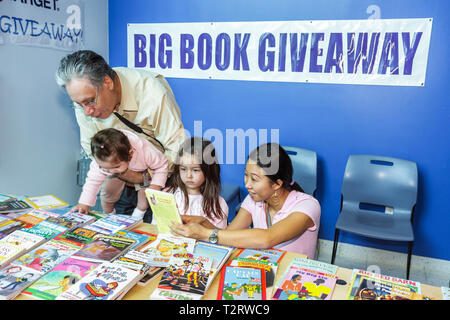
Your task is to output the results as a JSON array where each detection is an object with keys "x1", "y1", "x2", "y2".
[{"x1": 266, "y1": 204, "x2": 272, "y2": 228}]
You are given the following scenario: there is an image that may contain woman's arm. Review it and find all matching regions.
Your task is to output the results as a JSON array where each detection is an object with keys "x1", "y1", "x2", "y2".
[{"x1": 171, "y1": 210, "x2": 313, "y2": 249}]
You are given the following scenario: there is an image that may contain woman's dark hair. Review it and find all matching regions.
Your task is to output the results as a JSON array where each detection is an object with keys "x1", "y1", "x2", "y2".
[
  {"x1": 248, "y1": 143, "x2": 304, "y2": 193},
  {"x1": 91, "y1": 128, "x2": 132, "y2": 163},
  {"x1": 167, "y1": 137, "x2": 225, "y2": 220}
]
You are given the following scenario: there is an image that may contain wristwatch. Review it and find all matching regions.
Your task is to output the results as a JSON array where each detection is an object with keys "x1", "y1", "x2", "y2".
[
  {"x1": 209, "y1": 228, "x2": 219, "y2": 244},
  {"x1": 141, "y1": 171, "x2": 150, "y2": 187}
]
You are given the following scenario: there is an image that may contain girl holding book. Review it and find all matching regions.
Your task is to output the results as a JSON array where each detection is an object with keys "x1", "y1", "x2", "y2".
[
  {"x1": 170, "y1": 143, "x2": 321, "y2": 259},
  {"x1": 165, "y1": 137, "x2": 228, "y2": 229},
  {"x1": 71, "y1": 128, "x2": 169, "y2": 220}
]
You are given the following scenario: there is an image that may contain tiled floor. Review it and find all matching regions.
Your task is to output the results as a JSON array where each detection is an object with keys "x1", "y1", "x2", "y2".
[{"x1": 316, "y1": 239, "x2": 450, "y2": 288}]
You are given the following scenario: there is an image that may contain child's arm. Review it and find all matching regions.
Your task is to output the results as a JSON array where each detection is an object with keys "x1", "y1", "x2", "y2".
[
  {"x1": 70, "y1": 203, "x2": 90, "y2": 214},
  {"x1": 141, "y1": 139, "x2": 170, "y2": 188},
  {"x1": 77, "y1": 160, "x2": 107, "y2": 210}
]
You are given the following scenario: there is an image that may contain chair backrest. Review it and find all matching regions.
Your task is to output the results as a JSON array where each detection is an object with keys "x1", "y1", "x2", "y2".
[
  {"x1": 282, "y1": 145, "x2": 317, "y2": 196},
  {"x1": 341, "y1": 154, "x2": 418, "y2": 217}
]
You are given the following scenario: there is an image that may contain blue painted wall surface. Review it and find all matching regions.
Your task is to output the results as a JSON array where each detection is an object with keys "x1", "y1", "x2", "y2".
[{"x1": 108, "y1": 0, "x2": 450, "y2": 261}]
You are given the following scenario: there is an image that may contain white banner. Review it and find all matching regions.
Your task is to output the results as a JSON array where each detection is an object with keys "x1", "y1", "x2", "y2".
[
  {"x1": 127, "y1": 18, "x2": 432, "y2": 86},
  {"x1": 0, "y1": 0, "x2": 84, "y2": 51}
]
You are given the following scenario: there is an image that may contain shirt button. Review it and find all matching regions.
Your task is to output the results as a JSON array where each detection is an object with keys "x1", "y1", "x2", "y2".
[{"x1": 123, "y1": 113, "x2": 129, "y2": 118}]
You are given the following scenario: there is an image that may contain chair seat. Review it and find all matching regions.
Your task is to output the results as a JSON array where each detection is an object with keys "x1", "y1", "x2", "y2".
[{"x1": 335, "y1": 210, "x2": 414, "y2": 242}]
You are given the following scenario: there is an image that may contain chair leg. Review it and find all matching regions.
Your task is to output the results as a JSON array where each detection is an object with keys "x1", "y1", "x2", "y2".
[
  {"x1": 331, "y1": 229, "x2": 340, "y2": 265},
  {"x1": 406, "y1": 241, "x2": 413, "y2": 280}
]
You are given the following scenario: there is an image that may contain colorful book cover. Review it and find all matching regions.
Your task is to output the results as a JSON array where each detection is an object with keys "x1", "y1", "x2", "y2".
[
  {"x1": 137, "y1": 233, "x2": 196, "y2": 268},
  {"x1": 14, "y1": 210, "x2": 52, "y2": 226},
  {"x1": 0, "y1": 220, "x2": 29, "y2": 237},
  {"x1": 0, "y1": 243, "x2": 26, "y2": 266},
  {"x1": 24, "y1": 220, "x2": 69, "y2": 239},
  {"x1": 56, "y1": 262, "x2": 141, "y2": 300},
  {"x1": 60, "y1": 211, "x2": 96, "y2": 228},
  {"x1": 0, "y1": 198, "x2": 32, "y2": 214},
  {"x1": 0, "y1": 265, "x2": 43, "y2": 300},
  {"x1": 84, "y1": 218, "x2": 125, "y2": 235},
  {"x1": 346, "y1": 269, "x2": 422, "y2": 300},
  {"x1": 113, "y1": 249, "x2": 153, "y2": 272},
  {"x1": 114, "y1": 230, "x2": 151, "y2": 250},
  {"x1": 73, "y1": 235, "x2": 136, "y2": 262},
  {"x1": 104, "y1": 214, "x2": 142, "y2": 229},
  {"x1": 144, "y1": 189, "x2": 182, "y2": 234},
  {"x1": 217, "y1": 266, "x2": 266, "y2": 300},
  {"x1": 21, "y1": 257, "x2": 99, "y2": 300},
  {"x1": 55, "y1": 227, "x2": 99, "y2": 246},
  {"x1": 12, "y1": 239, "x2": 82, "y2": 274},
  {"x1": 45, "y1": 216, "x2": 81, "y2": 231},
  {"x1": 235, "y1": 248, "x2": 286, "y2": 264},
  {"x1": 24, "y1": 194, "x2": 69, "y2": 210},
  {"x1": 153, "y1": 253, "x2": 212, "y2": 300},
  {"x1": 272, "y1": 266, "x2": 337, "y2": 300},
  {"x1": 0, "y1": 229, "x2": 45, "y2": 250}
]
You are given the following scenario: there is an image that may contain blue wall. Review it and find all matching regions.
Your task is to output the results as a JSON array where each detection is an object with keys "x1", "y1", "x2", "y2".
[{"x1": 108, "y1": 0, "x2": 450, "y2": 261}]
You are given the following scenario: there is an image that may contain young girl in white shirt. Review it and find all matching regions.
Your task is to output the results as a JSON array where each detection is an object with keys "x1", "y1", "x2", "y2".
[{"x1": 165, "y1": 137, "x2": 228, "y2": 229}]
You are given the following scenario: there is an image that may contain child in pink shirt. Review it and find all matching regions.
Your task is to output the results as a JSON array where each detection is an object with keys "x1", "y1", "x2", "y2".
[
  {"x1": 165, "y1": 137, "x2": 228, "y2": 229},
  {"x1": 71, "y1": 128, "x2": 169, "y2": 219}
]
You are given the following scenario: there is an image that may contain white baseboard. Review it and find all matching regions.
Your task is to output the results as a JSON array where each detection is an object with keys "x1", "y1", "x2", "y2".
[{"x1": 316, "y1": 239, "x2": 450, "y2": 288}]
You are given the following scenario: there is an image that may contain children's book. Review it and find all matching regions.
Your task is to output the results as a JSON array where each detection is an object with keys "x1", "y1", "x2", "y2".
[
  {"x1": 193, "y1": 241, "x2": 234, "y2": 290},
  {"x1": 14, "y1": 209, "x2": 56, "y2": 226},
  {"x1": 137, "y1": 266, "x2": 164, "y2": 286},
  {"x1": 151, "y1": 253, "x2": 212, "y2": 300},
  {"x1": 23, "y1": 220, "x2": 69, "y2": 240},
  {"x1": 54, "y1": 227, "x2": 99, "y2": 246},
  {"x1": 56, "y1": 262, "x2": 141, "y2": 300},
  {"x1": 346, "y1": 269, "x2": 422, "y2": 300},
  {"x1": 72, "y1": 234, "x2": 136, "y2": 263},
  {"x1": 113, "y1": 249, "x2": 153, "y2": 273},
  {"x1": 235, "y1": 248, "x2": 286, "y2": 264},
  {"x1": 272, "y1": 265, "x2": 337, "y2": 300},
  {"x1": 113, "y1": 230, "x2": 152, "y2": 250},
  {"x1": 217, "y1": 266, "x2": 266, "y2": 300},
  {"x1": 44, "y1": 216, "x2": 81, "y2": 231},
  {"x1": 60, "y1": 211, "x2": 96, "y2": 229},
  {"x1": 229, "y1": 257, "x2": 278, "y2": 299},
  {"x1": 12, "y1": 239, "x2": 82, "y2": 274},
  {"x1": 0, "y1": 220, "x2": 29, "y2": 238},
  {"x1": 84, "y1": 217, "x2": 126, "y2": 235},
  {"x1": 0, "y1": 197, "x2": 32, "y2": 214},
  {"x1": 0, "y1": 229, "x2": 46, "y2": 252},
  {"x1": 24, "y1": 194, "x2": 69, "y2": 210},
  {"x1": 137, "y1": 233, "x2": 196, "y2": 268},
  {"x1": 0, "y1": 264, "x2": 43, "y2": 300},
  {"x1": 104, "y1": 214, "x2": 142, "y2": 230},
  {"x1": 144, "y1": 189, "x2": 182, "y2": 234},
  {"x1": 21, "y1": 257, "x2": 99, "y2": 300}
]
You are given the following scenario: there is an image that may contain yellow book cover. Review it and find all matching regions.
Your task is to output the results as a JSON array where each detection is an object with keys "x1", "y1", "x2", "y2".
[
  {"x1": 24, "y1": 194, "x2": 69, "y2": 210},
  {"x1": 145, "y1": 189, "x2": 182, "y2": 234}
]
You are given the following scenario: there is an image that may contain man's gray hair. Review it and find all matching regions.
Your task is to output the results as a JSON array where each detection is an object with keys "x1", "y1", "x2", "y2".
[{"x1": 55, "y1": 50, "x2": 115, "y2": 88}]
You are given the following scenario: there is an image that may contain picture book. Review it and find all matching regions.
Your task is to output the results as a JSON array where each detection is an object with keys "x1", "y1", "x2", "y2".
[
  {"x1": 24, "y1": 194, "x2": 69, "y2": 210},
  {"x1": 12, "y1": 239, "x2": 82, "y2": 274},
  {"x1": 235, "y1": 248, "x2": 286, "y2": 264},
  {"x1": 113, "y1": 249, "x2": 153, "y2": 273},
  {"x1": 0, "y1": 197, "x2": 32, "y2": 214},
  {"x1": 151, "y1": 253, "x2": 212, "y2": 300},
  {"x1": 84, "y1": 217, "x2": 126, "y2": 235},
  {"x1": 56, "y1": 262, "x2": 141, "y2": 300},
  {"x1": 193, "y1": 241, "x2": 234, "y2": 290},
  {"x1": 14, "y1": 209, "x2": 56, "y2": 226},
  {"x1": 21, "y1": 257, "x2": 99, "y2": 300},
  {"x1": 104, "y1": 214, "x2": 142, "y2": 230},
  {"x1": 23, "y1": 220, "x2": 69, "y2": 239},
  {"x1": 229, "y1": 257, "x2": 278, "y2": 299},
  {"x1": 44, "y1": 216, "x2": 81, "y2": 231},
  {"x1": 346, "y1": 269, "x2": 422, "y2": 300},
  {"x1": 73, "y1": 234, "x2": 136, "y2": 263},
  {"x1": 137, "y1": 233, "x2": 196, "y2": 268},
  {"x1": 137, "y1": 266, "x2": 164, "y2": 286},
  {"x1": 0, "y1": 220, "x2": 29, "y2": 238},
  {"x1": 0, "y1": 242, "x2": 26, "y2": 267},
  {"x1": 60, "y1": 211, "x2": 96, "y2": 228},
  {"x1": 217, "y1": 266, "x2": 266, "y2": 300},
  {"x1": 114, "y1": 230, "x2": 152, "y2": 250},
  {"x1": 144, "y1": 189, "x2": 182, "y2": 234},
  {"x1": 272, "y1": 265, "x2": 337, "y2": 300},
  {"x1": 0, "y1": 229, "x2": 46, "y2": 251},
  {"x1": 0, "y1": 265, "x2": 43, "y2": 300},
  {"x1": 55, "y1": 227, "x2": 99, "y2": 246}
]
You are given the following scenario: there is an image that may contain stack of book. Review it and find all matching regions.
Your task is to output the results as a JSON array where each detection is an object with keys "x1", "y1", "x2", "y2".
[
  {"x1": 84, "y1": 214, "x2": 142, "y2": 235},
  {"x1": 0, "y1": 230, "x2": 46, "y2": 268},
  {"x1": 271, "y1": 257, "x2": 338, "y2": 300},
  {"x1": 0, "y1": 194, "x2": 33, "y2": 215}
]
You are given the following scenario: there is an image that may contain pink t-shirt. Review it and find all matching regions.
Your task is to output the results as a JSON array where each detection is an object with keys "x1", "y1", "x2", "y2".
[
  {"x1": 173, "y1": 188, "x2": 228, "y2": 230},
  {"x1": 240, "y1": 190, "x2": 321, "y2": 259}
]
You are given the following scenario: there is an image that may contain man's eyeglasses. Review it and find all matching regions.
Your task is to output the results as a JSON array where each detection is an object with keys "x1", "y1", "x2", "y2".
[{"x1": 72, "y1": 88, "x2": 99, "y2": 110}]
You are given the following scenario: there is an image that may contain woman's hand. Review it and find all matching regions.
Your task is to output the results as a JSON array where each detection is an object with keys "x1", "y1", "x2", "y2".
[
  {"x1": 180, "y1": 215, "x2": 206, "y2": 225},
  {"x1": 169, "y1": 221, "x2": 210, "y2": 241},
  {"x1": 69, "y1": 203, "x2": 90, "y2": 214}
]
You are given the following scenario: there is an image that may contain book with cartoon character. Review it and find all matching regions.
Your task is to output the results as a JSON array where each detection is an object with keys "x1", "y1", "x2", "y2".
[
  {"x1": 0, "y1": 265, "x2": 42, "y2": 300},
  {"x1": 151, "y1": 253, "x2": 212, "y2": 300},
  {"x1": 72, "y1": 235, "x2": 136, "y2": 263},
  {"x1": 56, "y1": 262, "x2": 141, "y2": 300},
  {"x1": 144, "y1": 189, "x2": 182, "y2": 234},
  {"x1": 137, "y1": 233, "x2": 196, "y2": 268},
  {"x1": 217, "y1": 266, "x2": 266, "y2": 300},
  {"x1": 21, "y1": 257, "x2": 99, "y2": 300}
]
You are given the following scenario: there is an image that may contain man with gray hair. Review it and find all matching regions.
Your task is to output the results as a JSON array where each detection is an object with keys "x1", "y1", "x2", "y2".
[{"x1": 56, "y1": 50, "x2": 186, "y2": 221}]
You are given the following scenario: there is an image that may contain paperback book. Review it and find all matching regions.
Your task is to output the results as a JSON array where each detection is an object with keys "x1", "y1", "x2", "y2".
[
  {"x1": 0, "y1": 197, "x2": 32, "y2": 214},
  {"x1": 84, "y1": 217, "x2": 126, "y2": 235},
  {"x1": 24, "y1": 220, "x2": 69, "y2": 239},
  {"x1": 14, "y1": 209, "x2": 57, "y2": 226},
  {"x1": 104, "y1": 214, "x2": 142, "y2": 230},
  {"x1": 137, "y1": 233, "x2": 196, "y2": 268},
  {"x1": 151, "y1": 253, "x2": 212, "y2": 300},
  {"x1": 217, "y1": 266, "x2": 266, "y2": 300},
  {"x1": 21, "y1": 257, "x2": 99, "y2": 300},
  {"x1": 0, "y1": 230, "x2": 46, "y2": 267},
  {"x1": 235, "y1": 248, "x2": 286, "y2": 264},
  {"x1": 272, "y1": 266, "x2": 338, "y2": 300},
  {"x1": 60, "y1": 211, "x2": 96, "y2": 228},
  {"x1": 0, "y1": 220, "x2": 29, "y2": 238},
  {"x1": 114, "y1": 230, "x2": 152, "y2": 250},
  {"x1": 55, "y1": 227, "x2": 99, "y2": 246},
  {"x1": 72, "y1": 234, "x2": 136, "y2": 263},
  {"x1": 0, "y1": 264, "x2": 43, "y2": 300},
  {"x1": 24, "y1": 194, "x2": 69, "y2": 210},
  {"x1": 56, "y1": 262, "x2": 141, "y2": 300},
  {"x1": 144, "y1": 189, "x2": 182, "y2": 234}
]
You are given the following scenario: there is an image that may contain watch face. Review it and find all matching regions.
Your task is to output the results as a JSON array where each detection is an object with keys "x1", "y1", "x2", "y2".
[
  {"x1": 209, "y1": 229, "x2": 218, "y2": 243},
  {"x1": 210, "y1": 237, "x2": 218, "y2": 244}
]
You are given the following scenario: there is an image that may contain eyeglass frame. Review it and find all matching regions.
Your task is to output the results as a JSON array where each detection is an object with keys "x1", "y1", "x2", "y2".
[{"x1": 71, "y1": 88, "x2": 99, "y2": 110}]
